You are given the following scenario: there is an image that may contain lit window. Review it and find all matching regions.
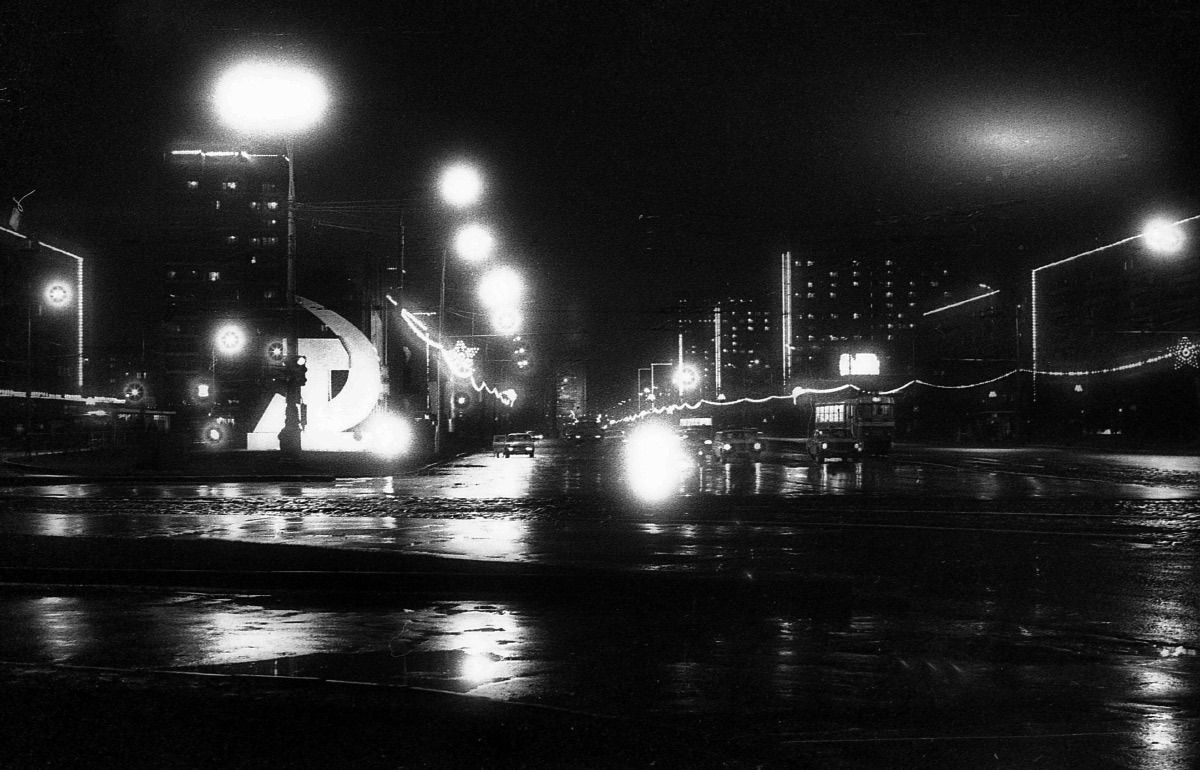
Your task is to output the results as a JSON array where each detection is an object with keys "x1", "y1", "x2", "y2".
[
  {"x1": 222, "y1": 180, "x2": 238, "y2": 191},
  {"x1": 250, "y1": 237, "x2": 261, "y2": 246},
  {"x1": 208, "y1": 272, "x2": 220, "y2": 282},
  {"x1": 249, "y1": 201, "x2": 260, "y2": 210},
  {"x1": 266, "y1": 201, "x2": 280, "y2": 210},
  {"x1": 225, "y1": 235, "x2": 238, "y2": 245},
  {"x1": 214, "y1": 200, "x2": 221, "y2": 211},
  {"x1": 263, "y1": 183, "x2": 278, "y2": 194},
  {"x1": 267, "y1": 219, "x2": 278, "y2": 227},
  {"x1": 250, "y1": 256, "x2": 257, "y2": 265},
  {"x1": 166, "y1": 270, "x2": 176, "y2": 279},
  {"x1": 807, "y1": 292, "x2": 815, "y2": 299},
  {"x1": 264, "y1": 237, "x2": 279, "y2": 246},
  {"x1": 186, "y1": 180, "x2": 199, "y2": 190}
]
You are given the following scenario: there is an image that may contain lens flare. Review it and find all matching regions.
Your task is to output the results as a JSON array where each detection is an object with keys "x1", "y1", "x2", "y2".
[
  {"x1": 624, "y1": 423, "x2": 685, "y2": 502},
  {"x1": 361, "y1": 413, "x2": 413, "y2": 458}
]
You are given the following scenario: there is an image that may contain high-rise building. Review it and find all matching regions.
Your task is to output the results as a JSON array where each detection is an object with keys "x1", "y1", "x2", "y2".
[
  {"x1": 676, "y1": 296, "x2": 774, "y2": 399},
  {"x1": 555, "y1": 363, "x2": 587, "y2": 428},
  {"x1": 781, "y1": 248, "x2": 953, "y2": 381},
  {"x1": 157, "y1": 148, "x2": 291, "y2": 422}
]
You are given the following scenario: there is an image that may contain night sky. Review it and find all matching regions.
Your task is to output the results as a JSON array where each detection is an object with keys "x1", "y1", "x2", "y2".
[{"x1": 5, "y1": 1, "x2": 1200, "y2": 410}]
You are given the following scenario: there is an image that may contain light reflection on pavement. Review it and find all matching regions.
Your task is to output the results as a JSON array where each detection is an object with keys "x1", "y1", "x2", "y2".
[
  {"x1": 0, "y1": 585, "x2": 1195, "y2": 768},
  {"x1": 2, "y1": 441, "x2": 1199, "y2": 765}
]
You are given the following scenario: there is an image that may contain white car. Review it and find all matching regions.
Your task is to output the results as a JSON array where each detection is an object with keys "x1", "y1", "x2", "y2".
[{"x1": 493, "y1": 432, "x2": 536, "y2": 457}]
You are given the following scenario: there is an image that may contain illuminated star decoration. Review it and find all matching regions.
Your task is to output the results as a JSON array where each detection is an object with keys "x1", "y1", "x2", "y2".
[
  {"x1": 445, "y1": 340, "x2": 479, "y2": 379},
  {"x1": 1172, "y1": 337, "x2": 1199, "y2": 370}
]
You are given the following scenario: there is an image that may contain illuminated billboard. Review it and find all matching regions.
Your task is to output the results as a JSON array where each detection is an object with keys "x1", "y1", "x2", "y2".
[{"x1": 839, "y1": 353, "x2": 880, "y2": 376}]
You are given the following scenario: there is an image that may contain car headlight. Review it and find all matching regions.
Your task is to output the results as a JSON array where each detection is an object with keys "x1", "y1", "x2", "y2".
[
  {"x1": 821, "y1": 442, "x2": 828, "y2": 449},
  {"x1": 753, "y1": 442, "x2": 763, "y2": 451},
  {"x1": 723, "y1": 443, "x2": 732, "y2": 451},
  {"x1": 854, "y1": 443, "x2": 863, "y2": 450}
]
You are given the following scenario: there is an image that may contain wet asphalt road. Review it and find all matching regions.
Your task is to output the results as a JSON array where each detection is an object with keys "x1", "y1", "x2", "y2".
[{"x1": 1, "y1": 440, "x2": 1198, "y2": 767}]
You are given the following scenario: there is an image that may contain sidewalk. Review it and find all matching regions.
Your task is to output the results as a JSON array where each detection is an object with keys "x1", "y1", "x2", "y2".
[{"x1": 0, "y1": 443, "x2": 440, "y2": 483}]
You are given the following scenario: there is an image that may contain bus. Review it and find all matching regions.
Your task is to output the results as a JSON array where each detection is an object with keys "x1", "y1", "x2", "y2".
[{"x1": 812, "y1": 393, "x2": 895, "y2": 454}]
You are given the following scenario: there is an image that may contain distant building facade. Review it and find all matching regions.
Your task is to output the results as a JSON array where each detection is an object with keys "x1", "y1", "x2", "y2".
[
  {"x1": 555, "y1": 364, "x2": 587, "y2": 428},
  {"x1": 781, "y1": 248, "x2": 954, "y2": 382},
  {"x1": 676, "y1": 296, "x2": 775, "y2": 399}
]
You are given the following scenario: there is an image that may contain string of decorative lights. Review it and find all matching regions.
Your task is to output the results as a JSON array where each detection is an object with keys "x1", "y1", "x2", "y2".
[
  {"x1": 400, "y1": 308, "x2": 515, "y2": 406},
  {"x1": 618, "y1": 343, "x2": 1191, "y2": 422}
]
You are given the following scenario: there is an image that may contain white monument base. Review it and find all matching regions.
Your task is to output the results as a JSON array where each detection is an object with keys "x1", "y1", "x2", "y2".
[{"x1": 246, "y1": 430, "x2": 368, "y2": 452}]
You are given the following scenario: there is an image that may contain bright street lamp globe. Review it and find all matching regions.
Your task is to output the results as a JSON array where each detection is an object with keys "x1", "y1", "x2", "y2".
[
  {"x1": 439, "y1": 164, "x2": 484, "y2": 208},
  {"x1": 454, "y1": 223, "x2": 496, "y2": 262},
  {"x1": 214, "y1": 61, "x2": 328, "y2": 135},
  {"x1": 478, "y1": 266, "x2": 523, "y2": 309},
  {"x1": 44, "y1": 282, "x2": 71, "y2": 307},
  {"x1": 673, "y1": 364, "x2": 699, "y2": 391},
  {"x1": 491, "y1": 309, "x2": 522, "y2": 335},
  {"x1": 215, "y1": 324, "x2": 246, "y2": 356},
  {"x1": 1143, "y1": 218, "x2": 1185, "y2": 254}
]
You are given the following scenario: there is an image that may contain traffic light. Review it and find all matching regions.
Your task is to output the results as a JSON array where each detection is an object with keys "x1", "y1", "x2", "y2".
[{"x1": 294, "y1": 355, "x2": 307, "y2": 387}]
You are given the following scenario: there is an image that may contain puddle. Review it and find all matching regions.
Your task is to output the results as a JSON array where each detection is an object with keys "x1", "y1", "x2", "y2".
[{"x1": 187, "y1": 647, "x2": 530, "y2": 694}]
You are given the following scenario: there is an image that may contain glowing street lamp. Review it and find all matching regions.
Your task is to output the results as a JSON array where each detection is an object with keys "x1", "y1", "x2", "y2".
[
  {"x1": 454, "y1": 223, "x2": 496, "y2": 262},
  {"x1": 214, "y1": 62, "x2": 328, "y2": 137},
  {"x1": 213, "y1": 59, "x2": 328, "y2": 455},
  {"x1": 491, "y1": 308, "x2": 522, "y2": 335},
  {"x1": 478, "y1": 266, "x2": 523, "y2": 309},
  {"x1": 214, "y1": 324, "x2": 247, "y2": 356},
  {"x1": 1143, "y1": 218, "x2": 1185, "y2": 254},
  {"x1": 439, "y1": 164, "x2": 484, "y2": 208},
  {"x1": 673, "y1": 364, "x2": 699, "y2": 394},
  {"x1": 44, "y1": 282, "x2": 71, "y2": 307}
]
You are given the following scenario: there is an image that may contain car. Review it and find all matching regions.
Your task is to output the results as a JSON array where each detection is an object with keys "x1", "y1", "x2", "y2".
[
  {"x1": 806, "y1": 427, "x2": 863, "y2": 463},
  {"x1": 564, "y1": 421, "x2": 604, "y2": 441},
  {"x1": 677, "y1": 426, "x2": 714, "y2": 458},
  {"x1": 493, "y1": 432, "x2": 536, "y2": 457},
  {"x1": 713, "y1": 429, "x2": 764, "y2": 462}
]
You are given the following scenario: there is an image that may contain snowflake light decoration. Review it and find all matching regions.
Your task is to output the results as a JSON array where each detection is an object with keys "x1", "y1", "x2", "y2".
[{"x1": 1171, "y1": 337, "x2": 1199, "y2": 370}]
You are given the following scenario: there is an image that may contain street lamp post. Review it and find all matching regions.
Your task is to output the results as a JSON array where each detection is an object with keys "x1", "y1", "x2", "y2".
[
  {"x1": 1030, "y1": 214, "x2": 1197, "y2": 397},
  {"x1": 25, "y1": 280, "x2": 72, "y2": 455},
  {"x1": 649, "y1": 362, "x2": 672, "y2": 406},
  {"x1": 434, "y1": 164, "x2": 487, "y2": 454},
  {"x1": 214, "y1": 60, "x2": 328, "y2": 455}
]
